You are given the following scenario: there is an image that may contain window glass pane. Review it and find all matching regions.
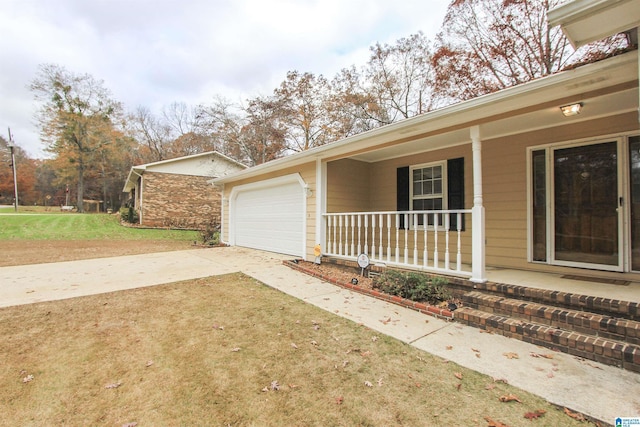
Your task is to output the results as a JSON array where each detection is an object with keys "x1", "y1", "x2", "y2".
[
  {"x1": 424, "y1": 181, "x2": 433, "y2": 195},
  {"x1": 532, "y1": 150, "x2": 547, "y2": 262},
  {"x1": 413, "y1": 182, "x2": 422, "y2": 196},
  {"x1": 413, "y1": 169, "x2": 422, "y2": 181},
  {"x1": 434, "y1": 179, "x2": 442, "y2": 194},
  {"x1": 433, "y1": 166, "x2": 442, "y2": 179}
]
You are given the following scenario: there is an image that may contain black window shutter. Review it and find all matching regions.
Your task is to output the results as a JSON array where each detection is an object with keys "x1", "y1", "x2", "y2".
[
  {"x1": 396, "y1": 166, "x2": 409, "y2": 229},
  {"x1": 447, "y1": 157, "x2": 465, "y2": 230}
]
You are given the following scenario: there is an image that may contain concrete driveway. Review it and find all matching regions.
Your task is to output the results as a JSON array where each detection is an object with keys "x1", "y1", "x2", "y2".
[{"x1": 1, "y1": 246, "x2": 638, "y2": 424}]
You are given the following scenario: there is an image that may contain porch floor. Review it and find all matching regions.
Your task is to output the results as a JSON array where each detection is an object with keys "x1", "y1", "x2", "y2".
[{"x1": 485, "y1": 267, "x2": 640, "y2": 303}]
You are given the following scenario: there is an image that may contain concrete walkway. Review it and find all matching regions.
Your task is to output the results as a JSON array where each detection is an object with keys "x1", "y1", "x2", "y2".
[{"x1": 1, "y1": 246, "x2": 638, "y2": 424}]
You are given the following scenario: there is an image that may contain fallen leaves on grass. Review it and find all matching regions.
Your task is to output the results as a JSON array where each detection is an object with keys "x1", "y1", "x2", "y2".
[
  {"x1": 524, "y1": 409, "x2": 546, "y2": 420},
  {"x1": 212, "y1": 324, "x2": 224, "y2": 330},
  {"x1": 564, "y1": 407, "x2": 586, "y2": 421},
  {"x1": 22, "y1": 374, "x2": 34, "y2": 384},
  {"x1": 364, "y1": 381, "x2": 373, "y2": 387},
  {"x1": 503, "y1": 352, "x2": 519, "y2": 359},
  {"x1": 145, "y1": 360, "x2": 154, "y2": 367},
  {"x1": 484, "y1": 416, "x2": 510, "y2": 427},
  {"x1": 335, "y1": 396, "x2": 344, "y2": 405},
  {"x1": 105, "y1": 381, "x2": 122, "y2": 389},
  {"x1": 231, "y1": 347, "x2": 241, "y2": 352},
  {"x1": 260, "y1": 381, "x2": 281, "y2": 392},
  {"x1": 454, "y1": 372, "x2": 463, "y2": 380},
  {"x1": 498, "y1": 394, "x2": 522, "y2": 403},
  {"x1": 291, "y1": 343, "x2": 298, "y2": 349}
]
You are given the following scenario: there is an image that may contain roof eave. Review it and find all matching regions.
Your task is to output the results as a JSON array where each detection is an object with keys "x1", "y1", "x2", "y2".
[{"x1": 214, "y1": 50, "x2": 638, "y2": 184}]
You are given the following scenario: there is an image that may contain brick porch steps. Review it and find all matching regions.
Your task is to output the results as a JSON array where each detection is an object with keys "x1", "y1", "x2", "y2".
[
  {"x1": 445, "y1": 277, "x2": 640, "y2": 321},
  {"x1": 461, "y1": 291, "x2": 640, "y2": 345},
  {"x1": 454, "y1": 307, "x2": 640, "y2": 373},
  {"x1": 453, "y1": 291, "x2": 640, "y2": 372}
]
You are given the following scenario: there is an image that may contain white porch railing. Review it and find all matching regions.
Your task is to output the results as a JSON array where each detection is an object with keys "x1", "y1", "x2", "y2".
[{"x1": 323, "y1": 210, "x2": 473, "y2": 277}]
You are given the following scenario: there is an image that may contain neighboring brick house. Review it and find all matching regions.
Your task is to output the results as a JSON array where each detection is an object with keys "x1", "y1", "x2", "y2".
[{"x1": 122, "y1": 152, "x2": 246, "y2": 228}]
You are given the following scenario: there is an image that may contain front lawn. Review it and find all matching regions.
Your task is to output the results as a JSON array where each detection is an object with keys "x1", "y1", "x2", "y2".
[{"x1": 0, "y1": 273, "x2": 591, "y2": 426}]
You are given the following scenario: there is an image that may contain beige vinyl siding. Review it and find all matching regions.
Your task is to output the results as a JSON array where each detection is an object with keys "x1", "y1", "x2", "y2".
[
  {"x1": 482, "y1": 112, "x2": 639, "y2": 270},
  {"x1": 327, "y1": 159, "x2": 371, "y2": 212}
]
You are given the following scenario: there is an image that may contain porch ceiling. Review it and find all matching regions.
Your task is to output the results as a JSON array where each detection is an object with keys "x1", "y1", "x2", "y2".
[{"x1": 348, "y1": 85, "x2": 639, "y2": 163}]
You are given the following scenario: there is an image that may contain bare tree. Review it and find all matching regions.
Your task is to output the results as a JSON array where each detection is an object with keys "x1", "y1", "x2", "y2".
[{"x1": 432, "y1": 0, "x2": 628, "y2": 103}]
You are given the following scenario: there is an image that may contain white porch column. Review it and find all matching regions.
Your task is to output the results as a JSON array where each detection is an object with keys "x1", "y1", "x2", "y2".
[
  {"x1": 470, "y1": 126, "x2": 487, "y2": 283},
  {"x1": 315, "y1": 159, "x2": 327, "y2": 259}
]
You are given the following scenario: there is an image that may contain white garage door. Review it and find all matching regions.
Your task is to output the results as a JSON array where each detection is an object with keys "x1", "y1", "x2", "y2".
[{"x1": 232, "y1": 177, "x2": 305, "y2": 257}]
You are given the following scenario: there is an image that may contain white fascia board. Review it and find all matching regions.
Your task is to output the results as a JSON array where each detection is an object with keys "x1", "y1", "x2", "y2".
[{"x1": 548, "y1": 0, "x2": 640, "y2": 48}]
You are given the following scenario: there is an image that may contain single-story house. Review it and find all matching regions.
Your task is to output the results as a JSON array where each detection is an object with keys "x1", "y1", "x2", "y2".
[
  {"x1": 123, "y1": 151, "x2": 246, "y2": 228},
  {"x1": 214, "y1": 0, "x2": 640, "y2": 289}
]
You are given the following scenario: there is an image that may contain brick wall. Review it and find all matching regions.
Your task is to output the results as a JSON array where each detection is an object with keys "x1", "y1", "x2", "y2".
[{"x1": 141, "y1": 172, "x2": 220, "y2": 229}]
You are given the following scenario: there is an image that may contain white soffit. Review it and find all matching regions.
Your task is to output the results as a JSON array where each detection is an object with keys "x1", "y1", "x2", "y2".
[{"x1": 548, "y1": 0, "x2": 640, "y2": 48}]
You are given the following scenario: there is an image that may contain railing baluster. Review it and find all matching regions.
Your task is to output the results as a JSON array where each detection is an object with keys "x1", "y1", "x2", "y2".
[
  {"x1": 394, "y1": 213, "x2": 400, "y2": 264},
  {"x1": 433, "y1": 214, "x2": 439, "y2": 269},
  {"x1": 339, "y1": 215, "x2": 344, "y2": 256},
  {"x1": 387, "y1": 214, "x2": 391, "y2": 263},
  {"x1": 456, "y1": 212, "x2": 462, "y2": 272},
  {"x1": 326, "y1": 216, "x2": 332, "y2": 255},
  {"x1": 350, "y1": 214, "x2": 355, "y2": 257},
  {"x1": 357, "y1": 215, "x2": 362, "y2": 255},
  {"x1": 413, "y1": 213, "x2": 418, "y2": 266},
  {"x1": 371, "y1": 214, "x2": 376, "y2": 260},
  {"x1": 379, "y1": 214, "x2": 384, "y2": 261},
  {"x1": 444, "y1": 214, "x2": 450, "y2": 271},
  {"x1": 403, "y1": 213, "x2": 409, "y2": 265},
  {"x1": 423, "y1": 213, "x2": 428, "y2": 268},
  {"x1": 363, "y1": 215, "x2": 368, "y2": 256},
  {"x1": 332, "y1": 216, "x2": 337, "y2": 254}
]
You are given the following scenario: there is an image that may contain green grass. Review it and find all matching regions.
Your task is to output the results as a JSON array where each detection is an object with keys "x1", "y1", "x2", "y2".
[{"x1": 0, "y1": 213, "x2": 198, "y2": 241}]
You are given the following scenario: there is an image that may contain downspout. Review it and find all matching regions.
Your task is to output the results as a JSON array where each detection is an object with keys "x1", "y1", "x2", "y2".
[
  {"x1": 315, "y1": 159, "x2": 327, "y2": 262},
  {"x1": 220, "y1": 183, "x2": 227, "y2": 245},
  {"x1": 131, "y1": 170, "x2": 143, "y2": 225},
  {"x1": 470, "y1": 126, "x2": 487, "y2": 283}
]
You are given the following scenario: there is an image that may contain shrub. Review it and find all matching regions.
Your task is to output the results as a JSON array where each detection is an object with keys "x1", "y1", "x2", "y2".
[
  {"x1": 372, "y1": 270, "x2": 451, "y2": 304},
  {"x1": 198, "y1": 221, "x2": 220, "y2": 245},
  {"x1": 120, "y1": 207, "x2": 139, "y2": 224}
]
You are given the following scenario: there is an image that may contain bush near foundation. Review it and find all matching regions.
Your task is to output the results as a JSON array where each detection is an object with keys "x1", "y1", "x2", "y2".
[{"x1": 372, "y1": 270, "x2": 450, "y2": 304}]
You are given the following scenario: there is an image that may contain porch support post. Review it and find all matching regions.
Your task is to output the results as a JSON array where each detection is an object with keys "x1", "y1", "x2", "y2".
[
  {"x1": 316, "y1": 159, "x2": 327, "y2": 261},
  {"x1": 470, "y1": 126, "x2": 487, "y2": 283}
]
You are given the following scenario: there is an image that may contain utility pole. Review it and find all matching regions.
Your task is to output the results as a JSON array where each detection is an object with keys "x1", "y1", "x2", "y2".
[{"x1": 7, "y1": 127, "x2": 18, "y2": 212}]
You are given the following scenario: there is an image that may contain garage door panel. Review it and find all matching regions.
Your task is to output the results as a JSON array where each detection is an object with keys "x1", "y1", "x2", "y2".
[{"x1": 233, "y1": 180, "x2": 304, "y2": 257}]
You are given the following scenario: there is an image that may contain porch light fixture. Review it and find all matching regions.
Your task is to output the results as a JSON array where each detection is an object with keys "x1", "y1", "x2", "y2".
[{"x1": 560, "y1": 102, "x2": 583, "y2": 117}]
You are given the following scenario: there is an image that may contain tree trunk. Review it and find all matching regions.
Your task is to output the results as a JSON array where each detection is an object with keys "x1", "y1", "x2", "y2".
[{"x1": 76, "y1": 154, "x2": 84, "y2": 213}]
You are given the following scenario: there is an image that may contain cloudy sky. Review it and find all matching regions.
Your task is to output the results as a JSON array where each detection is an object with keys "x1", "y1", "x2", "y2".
[{"x1": 1, "y1": 0, "x2": 450, "y2": 157}]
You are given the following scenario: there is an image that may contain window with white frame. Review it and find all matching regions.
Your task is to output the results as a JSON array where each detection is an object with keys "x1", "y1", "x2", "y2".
[{"x1": 410, "y1": 162, "x2": 446, "y2": 226}]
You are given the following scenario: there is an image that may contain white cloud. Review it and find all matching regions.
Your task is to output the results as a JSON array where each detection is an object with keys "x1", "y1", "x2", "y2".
[{"x1": 0, "y1": 0, "x2": 449, "y2": 157}]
